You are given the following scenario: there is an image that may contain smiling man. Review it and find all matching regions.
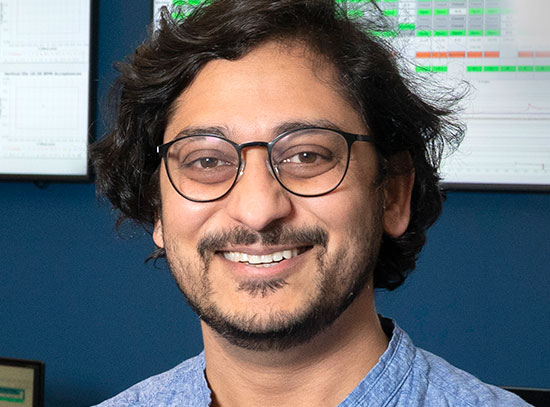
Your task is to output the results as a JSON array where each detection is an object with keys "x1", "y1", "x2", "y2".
[{"x1": 92, "y1": 1, "x2": 529, "y2": 406}]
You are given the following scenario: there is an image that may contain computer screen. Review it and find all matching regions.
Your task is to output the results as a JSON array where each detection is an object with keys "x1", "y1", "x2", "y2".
[
  {"x1": 0, "y1": 0, "x2": 94, "y2": 181},
  {"x1": 152, "y1": 0, "x2": 550, "y2": 191},
  {"x1": 0, "y1": 358, "x2": 44, "y2": 407}
]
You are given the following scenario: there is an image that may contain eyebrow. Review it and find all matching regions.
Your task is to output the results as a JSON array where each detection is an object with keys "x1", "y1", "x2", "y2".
[
  {"x1": 172, "y1": 125, "x2": 228, "y2": 140},
  {"x1": 273, "y1": 119, "x2": 346, "y2": 135},
  {"x1": 171, "y1": 119, "x2": 347, "y2": 142}
]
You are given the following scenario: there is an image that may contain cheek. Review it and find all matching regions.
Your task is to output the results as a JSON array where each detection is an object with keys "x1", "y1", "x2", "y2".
[
  {"x1": 159, "y1": 176, "x2": 221, "y2": 246},
  {"x1": 300, "y1": 187, "x2": 375, "y2": 238},
  {"x1": 304, "y1": 194, "x2": 357, "y2": 226},
  {"x1": 298, "y1": 164, "x2": 382, "y2": 245}
]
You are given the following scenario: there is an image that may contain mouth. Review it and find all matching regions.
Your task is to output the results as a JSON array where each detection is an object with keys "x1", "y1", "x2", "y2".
[{"x1": 221, "y1": 247, "x2": 311, "y2": 267}]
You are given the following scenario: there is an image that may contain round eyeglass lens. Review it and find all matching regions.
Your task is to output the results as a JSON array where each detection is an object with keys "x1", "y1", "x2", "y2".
[
  {"x1": 270, "y1": 129, "x2": 349, "y2": 196},
  {"x1": 165, "y1": 135, "x2": 240, "y2": 201}
]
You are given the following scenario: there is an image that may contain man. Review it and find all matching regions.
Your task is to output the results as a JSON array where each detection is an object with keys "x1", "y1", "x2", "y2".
[{"x1": 92, "y1": 1, "x2": 529, "y2": 406}]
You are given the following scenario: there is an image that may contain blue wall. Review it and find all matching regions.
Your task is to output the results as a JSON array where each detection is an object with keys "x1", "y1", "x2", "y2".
[{"x1": 1, "y1": 1, "x2": 549, "y2": 406}]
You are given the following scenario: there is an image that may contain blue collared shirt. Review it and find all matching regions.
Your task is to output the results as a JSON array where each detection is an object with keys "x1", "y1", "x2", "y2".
[{"x1": 93, "y1": 320, "x2": 530, "y2": 406}]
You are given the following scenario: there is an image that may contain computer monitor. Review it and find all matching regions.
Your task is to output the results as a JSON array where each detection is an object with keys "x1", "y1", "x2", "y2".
[
  {"x1": 152, "y1": 0, "x2": 550, "y2": 191},
  {"x1": 0, "y1": 0, "x2": 95, "y2": 181},
  {"x1": 0, "y1": 357, "x2": 44, "y2": 407}
]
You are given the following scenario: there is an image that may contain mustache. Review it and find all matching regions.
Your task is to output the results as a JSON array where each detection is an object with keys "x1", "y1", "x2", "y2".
[{"x1": 197, "y1": 224, "x2": 328, "y2": 259}]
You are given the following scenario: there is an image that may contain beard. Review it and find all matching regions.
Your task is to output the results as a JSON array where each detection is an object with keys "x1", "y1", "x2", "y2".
[{"x1": 164, "y1": 215, "x2": 383, "y2": 352}]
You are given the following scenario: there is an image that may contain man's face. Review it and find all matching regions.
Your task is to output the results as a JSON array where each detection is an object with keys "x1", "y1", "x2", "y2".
[{"x1": 154, "y1": 42, "x2": 389, "y2": 350}]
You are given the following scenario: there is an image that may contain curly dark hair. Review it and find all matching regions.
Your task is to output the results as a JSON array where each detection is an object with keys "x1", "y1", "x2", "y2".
[{"x1": 92, "y1": 0, "x2": 465, "y2": 290}]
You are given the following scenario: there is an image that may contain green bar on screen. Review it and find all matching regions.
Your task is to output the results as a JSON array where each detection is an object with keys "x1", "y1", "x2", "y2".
[
  {"x1": 467, "y1": 66, "x2": 483, "y2": 72},
  {"x1": 500, "y1": 66, "x2": 517, "y2": 72},
  {"x1": 416, "y1": 66, "x2": 431, "y2": 72},
  {"x1": 399, "y1": 23, "x2": 416, "y2": 30}
]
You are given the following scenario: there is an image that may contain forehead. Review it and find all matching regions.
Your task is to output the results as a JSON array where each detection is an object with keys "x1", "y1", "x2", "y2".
[{"x1": 165, "y1": 41, "x2": 366, "y2": 141}]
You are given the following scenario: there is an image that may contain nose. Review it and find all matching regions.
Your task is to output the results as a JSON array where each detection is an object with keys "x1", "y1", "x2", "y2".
[{"x1": 224, "y1": 148, "x2": 292, "y2": 231}]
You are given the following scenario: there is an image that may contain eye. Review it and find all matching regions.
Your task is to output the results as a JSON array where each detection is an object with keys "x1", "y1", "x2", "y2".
[
  {"x1": 283, "y1": 151, "x2": 325, "y2": 164},
  {"x1": 165, "y1": 136, "x2": 240, "y2": 188},
  {"x1": 273, "y1": 143, "x2": 340, "y2": 180},
  {"x1": 188, "y1": 156, "x2": 226, "y2": 169},
  {"x1": 175, "y1": 150, "x2": 238, "y2": 185},
  {"x1": 178, "y1": 149, "x2": 236, "y2": 170},
  {"x1": 278, "y1": 145, "x2": 333, "y2": 166}
]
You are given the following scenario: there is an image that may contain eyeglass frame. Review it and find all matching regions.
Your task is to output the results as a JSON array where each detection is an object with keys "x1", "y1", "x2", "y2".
[{"x1": 156, "y1": 126, "x2": 375, "y2": 203}]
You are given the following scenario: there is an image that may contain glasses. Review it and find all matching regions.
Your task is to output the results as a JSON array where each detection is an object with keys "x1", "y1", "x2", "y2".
[{"x1": 157, "y1": 127, "x2": 374, "y2": 202}]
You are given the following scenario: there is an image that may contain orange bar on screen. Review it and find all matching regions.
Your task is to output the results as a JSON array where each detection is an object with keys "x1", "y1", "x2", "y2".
[
  {"x1": 484, "y1": 51, "x2": 500, "y2": 58},
  {"x1": 467, "y1": 51, "x2": 483, "y2": 58},
  {"x1": 416, "y1": 52, "x2": 431, "y2": 58},
  {"x1": 449, "y1": 51, "x2": 466, "y2": 58},
  {"x1": 518, "y1": 51, "x2": 534, "y2": 58},
  {"x1": 432, "y1": 52, "x2": 448, "y2": 58}
]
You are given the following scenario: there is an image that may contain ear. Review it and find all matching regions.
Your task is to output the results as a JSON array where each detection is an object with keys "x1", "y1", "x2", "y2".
[
  {"x1": 153, "y1": 217, "x2": 165, "y2": 248},
  {"x1": 383, "y1": 152, "x2": 415, "y2": 238}
]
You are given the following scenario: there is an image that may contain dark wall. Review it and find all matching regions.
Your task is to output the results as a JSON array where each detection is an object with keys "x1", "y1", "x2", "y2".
[{"x1": 1, "y1": 1, "x2": 549, "y2": 406}]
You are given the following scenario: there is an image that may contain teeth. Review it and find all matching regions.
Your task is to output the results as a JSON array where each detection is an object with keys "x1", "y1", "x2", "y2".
[
  {"x1": 248, "y1": 255, "x2": 261, "y2": 264},
  {"x1": 223, "y1": 248, "x2": 301, "y2": 265}
]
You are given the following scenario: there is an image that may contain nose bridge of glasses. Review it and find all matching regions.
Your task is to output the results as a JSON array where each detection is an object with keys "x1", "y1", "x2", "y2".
[
  {"x1": 238, "y1": 140, "x2": 269, "y2": 149},
  {"x1": 236, "y1": 141, "x2": 276, "y2": 182}
]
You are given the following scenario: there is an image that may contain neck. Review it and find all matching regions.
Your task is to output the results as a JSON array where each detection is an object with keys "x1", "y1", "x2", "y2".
[{"x1": 202, "y1": 288, "x2": 388, "y2": 407}]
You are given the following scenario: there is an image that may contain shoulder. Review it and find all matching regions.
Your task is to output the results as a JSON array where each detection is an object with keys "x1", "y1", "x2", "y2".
[
  {"x1": 343, "y1": 319, "x2": 530, "y2": 407},
  {"x1": 400, "y1": 336, "x2": 530, "y2": 406},
  {"x1": 92, "y1": 353, "x2": 211, "y2": 407}
]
